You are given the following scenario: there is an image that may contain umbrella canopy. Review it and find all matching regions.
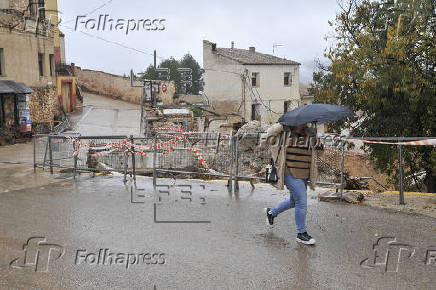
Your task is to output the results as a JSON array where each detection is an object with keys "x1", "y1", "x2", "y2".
[{"x1": 278, "y1": 104, "x2": 353, "y2": 127}]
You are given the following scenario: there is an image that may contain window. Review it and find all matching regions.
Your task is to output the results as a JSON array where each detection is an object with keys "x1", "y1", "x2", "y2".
[
  {"x1": 38, "y1": 0, "x2": 45, "y2": 20},
  {"x1": 284, "y1": 72, "x2": 292, "y2": 86},
  {"x1": 0, "y1": 48, "x2": 4, "y2": 76},
  {"x1": 49, "y1": 54, "x2": 54, "y2": 76},
  {"x1": 29, "y1": 0, "x2": 37, "y2": 18},
  {"x1": 38, "y1": 53, "x2": 44, "y2": 77},
  {"x1": 251, "y1": 72, "x2": 259, "y2": 87},
  {"x1": 284, "y1": 101, "x2": 290, "y2": 113},
  {"x1": 0, "y1": 95, "x2": 3, "y2": 128},
  {"x1": 251, "y1": 103, "x2": 261, "y2": 121}
]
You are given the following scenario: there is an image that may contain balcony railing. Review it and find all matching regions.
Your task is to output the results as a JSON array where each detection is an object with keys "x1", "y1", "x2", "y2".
[{"x1": 55, "y1": 63, "x2": 73, "y2": 76}]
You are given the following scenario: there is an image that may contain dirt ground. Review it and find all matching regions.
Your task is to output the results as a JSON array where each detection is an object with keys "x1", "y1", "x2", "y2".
[
  {"x1": 319, "y1": 148, "x2": 392, "y2": 191},
  {"x1": 361, "y1": 191, "x2": 436, "y2": 219},
  {"x1": 321, "y1": 189, "x2": 436, "y2": 219}
]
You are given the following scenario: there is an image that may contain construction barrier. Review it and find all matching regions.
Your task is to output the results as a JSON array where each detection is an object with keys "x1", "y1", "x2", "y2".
[{"x1": 34, "y1": 132, "x2": 435, "y2": 200}]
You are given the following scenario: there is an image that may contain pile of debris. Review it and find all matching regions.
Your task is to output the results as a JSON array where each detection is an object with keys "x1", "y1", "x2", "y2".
[
  {"x1": 235, "y1": 121, "x2": 271, "y2": 176},
  {"x1": 235, "y1": 120, "x2": 270, "y2": 136},
  {"x1": 152, "y1": 121, "x2": 182, "y2": 131},
  {"x1": 318, "y1": 190, "x2": 365, "y2": 204}
]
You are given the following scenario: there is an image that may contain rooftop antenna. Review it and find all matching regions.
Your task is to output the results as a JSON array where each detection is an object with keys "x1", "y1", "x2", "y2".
[{"x1": 272, "y1": 43, "x2": 284, "y2": 55}]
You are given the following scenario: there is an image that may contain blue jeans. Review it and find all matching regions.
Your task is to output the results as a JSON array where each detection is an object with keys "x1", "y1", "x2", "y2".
[{"x1": 269, "y1": 174, "x2": 308, "y2": 234}]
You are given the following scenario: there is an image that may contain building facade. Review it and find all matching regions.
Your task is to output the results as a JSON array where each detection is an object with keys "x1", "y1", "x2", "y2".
[
  {"x1": 0, "y1": 0, "x2": 77, "y2": 136},
  {"x1": 0, "y1": 0, "x2": 56, "y2": 87},
  {"x1": 203, "y1": 40, "x2": 302, "y2": 124}
]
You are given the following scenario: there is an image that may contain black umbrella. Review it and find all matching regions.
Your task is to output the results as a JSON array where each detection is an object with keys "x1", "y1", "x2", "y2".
[{"x1": 278, "y1": 104, "x2": 353, "y2": 127}]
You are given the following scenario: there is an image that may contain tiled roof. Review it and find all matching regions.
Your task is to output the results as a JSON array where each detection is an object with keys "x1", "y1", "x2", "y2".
[{"x1": 215, "y1": 48, "x2": 300, "y2": 65}]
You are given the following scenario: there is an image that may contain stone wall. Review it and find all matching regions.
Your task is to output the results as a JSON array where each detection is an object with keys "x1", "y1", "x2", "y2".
[
  {"x1": 75, "y1": 67, "x2": 143, "y2": 104},
  {"x1": 9, "y1": 0, "x2": 28, "y2": 12},
  {"x1": 75, "y1": 67, "x2": 176, "y2": 105}
]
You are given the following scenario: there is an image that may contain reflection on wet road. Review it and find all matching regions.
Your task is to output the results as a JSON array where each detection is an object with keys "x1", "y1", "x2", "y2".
[
  {"x1": 0, "y1": 94, "x2": 434, "y2": 289},
  {"x1": 0, "y1": 175, "x2": 434, "y2": 289}
]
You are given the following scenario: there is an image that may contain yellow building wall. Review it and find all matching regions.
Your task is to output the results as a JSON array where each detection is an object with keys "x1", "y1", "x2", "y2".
[
  {"x1": 45, "y1": 0, "x2": 60, "y2": 48},
  {"x1": 0, "y1": 29, "x2": 55, "y2": 87}
]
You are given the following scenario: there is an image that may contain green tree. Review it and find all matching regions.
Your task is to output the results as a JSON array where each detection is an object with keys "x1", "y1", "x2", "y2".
[
  {"x1": 142, "y1": 64, "x2": 158, "y2": 80},
  {"x1": 311, "y1": 0, "x2": 436, "y2": 192},
  {"x1": 180, "y1": 53, "x2": 204, "y2": 94},
  {"x1": 142, "y1": 54, "x2": 203, "y2": 95},
  {"x1": 159, "y1": 57, "x2": 182, "y2": 92}
]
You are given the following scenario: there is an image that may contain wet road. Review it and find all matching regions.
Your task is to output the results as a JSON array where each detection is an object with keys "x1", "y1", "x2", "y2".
[
  {"x1": 0, "y1": 94, "x2": 435, "y2": 289},
  {"x1": 72, "y1": 93, "x2": 141, "y2": 136},
  {"x1": 0, "y1": 175, "x2": 435, "y2": 289}
]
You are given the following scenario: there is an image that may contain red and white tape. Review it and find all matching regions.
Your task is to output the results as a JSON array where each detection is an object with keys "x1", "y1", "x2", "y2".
[
  {"x1": 154, "y1": 127, "x2": 184, "y2": 132},
  {"x1": 362, "y1": 139, "x2": 436, "y2": 146},
  {"x1": 248, "y1": 167, "x2": 267, "y2": 177},
  {"x1": 63, "y1": 129, "x2": 231, "y2": 171}
]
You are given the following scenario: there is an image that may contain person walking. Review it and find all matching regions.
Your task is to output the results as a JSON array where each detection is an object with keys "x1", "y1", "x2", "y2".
[{"x1": 262, "y1": 122, "x2": 318, "y2": 245}]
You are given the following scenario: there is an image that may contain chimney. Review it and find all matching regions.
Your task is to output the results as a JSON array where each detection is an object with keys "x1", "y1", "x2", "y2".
[
  {"x1": 203, "y1": 40, "x2": 217, "y2": 52},
  {"x1": 231, "y1": 41, "x2": 234, "y2": 49},
  {"x1": 249, "y1": 46, "x2": 255, "y2": 53},
  {"x1": 71, "y1": 63, "x2": 76, "y2": 76}
]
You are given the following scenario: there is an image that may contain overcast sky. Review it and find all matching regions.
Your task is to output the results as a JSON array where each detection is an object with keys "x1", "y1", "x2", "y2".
[{"x1": 58, "y1": 0, "x2": 340, "y2": 84}]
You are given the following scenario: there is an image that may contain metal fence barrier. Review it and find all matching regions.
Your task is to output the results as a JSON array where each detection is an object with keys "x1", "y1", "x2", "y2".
[
  {"x1": 33, "y1": 133, "x2": 434, "y2": 203},
  {"x1": 33, "y1": 133, "x2": 236, "y2": 182},
  {"x1": 31, "y1": 133, "x2": 379, "y2": 190}
]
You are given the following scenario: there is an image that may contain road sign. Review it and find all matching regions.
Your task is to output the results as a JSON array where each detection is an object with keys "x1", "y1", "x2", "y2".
[{"x1": 161, "y1": 83, "x2": 168, "y2": 93}]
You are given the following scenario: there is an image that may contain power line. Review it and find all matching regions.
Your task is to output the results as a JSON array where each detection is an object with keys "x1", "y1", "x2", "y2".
[
  {"x1": 57, "y1": 26, "x2": 285, "y2": 117},
  {"x1": 205, "y1": 67, "x2": 282, "y2": 115},
  {"x1": 62, "y1": 0, "x2": 115, "y2": 25},
  {"x1": 242, "y1": 70, "x2": 281, "y2": 115},
  {"x1": 60, "y1": 24, "x2": 165, "y2": 60}
]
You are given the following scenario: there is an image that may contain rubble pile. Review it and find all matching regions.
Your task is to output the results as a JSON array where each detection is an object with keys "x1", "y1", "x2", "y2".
[
  {"x1": 235, "y1": 121, "x2": 271, "y2": 176},
  {"x1": 152, "y1": 121, "x2": 182, "y2": 131},
  {"x1": 236, "y1": 120, "x2": 270, "y2": 135}
]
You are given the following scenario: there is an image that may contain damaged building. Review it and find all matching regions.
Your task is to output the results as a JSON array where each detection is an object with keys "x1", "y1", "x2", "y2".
[{"x1": 203, "y1": 40, "x2": 306, "y2": 129}]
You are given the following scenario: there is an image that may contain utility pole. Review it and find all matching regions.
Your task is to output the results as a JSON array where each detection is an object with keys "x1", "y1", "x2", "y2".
[
  {"x1": 242, "y1": 73, "x2": 246, "y2": 122},
  {"x1": 154, "y1": 50, "x2": 157, "y2": 69}
]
